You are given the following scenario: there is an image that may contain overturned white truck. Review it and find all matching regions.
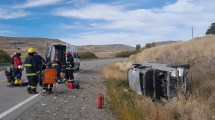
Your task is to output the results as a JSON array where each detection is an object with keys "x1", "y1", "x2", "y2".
[{"x1": 128, "y1": 63, "x2": 190, "y2": 100}]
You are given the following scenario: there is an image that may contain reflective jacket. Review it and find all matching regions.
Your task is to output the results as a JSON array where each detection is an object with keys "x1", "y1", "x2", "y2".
[
  {"x1": 51, "y1": 61, "x2": 59, "y2": 69},
  {"x1": 34, "y1": 54, "x2": 45, "y2": 66},
  {"x1": 24, "y1": 55, "x2": 39, "y2": 77},
  {"x1": 66, "y1": 55, "x2": 74, "y2": 69}
]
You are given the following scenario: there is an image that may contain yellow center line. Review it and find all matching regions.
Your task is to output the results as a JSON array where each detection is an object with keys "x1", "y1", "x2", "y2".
[{"x1": 0, "y1": 80, "x2": 6, "y2": 83}]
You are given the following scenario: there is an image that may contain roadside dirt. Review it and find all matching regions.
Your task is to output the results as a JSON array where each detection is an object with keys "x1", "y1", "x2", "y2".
[{"x1": 16, "y1": 63, "x2": 116, "y2": 120}]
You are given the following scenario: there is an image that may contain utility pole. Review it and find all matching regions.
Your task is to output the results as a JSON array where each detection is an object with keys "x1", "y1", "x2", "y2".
[{"x1": 190, "y1": 26, "x2": 196, "y2": 39}]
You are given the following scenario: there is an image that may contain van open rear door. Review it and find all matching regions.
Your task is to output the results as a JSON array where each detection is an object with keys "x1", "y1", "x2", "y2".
[{"x1": 46, "y1": 44, "x2": 67, "y2": 72}]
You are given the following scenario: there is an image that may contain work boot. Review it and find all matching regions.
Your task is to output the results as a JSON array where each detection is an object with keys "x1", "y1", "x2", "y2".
[
  {"x1": 31, "y1": 89, "x2": 38, "y2": 94},
  {"x1": 27, "y1": 87, "x2": 32, "y2": 94}
]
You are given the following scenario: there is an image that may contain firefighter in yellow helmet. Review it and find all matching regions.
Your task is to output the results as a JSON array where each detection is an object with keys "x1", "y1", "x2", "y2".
[{"x1": 24, "y1": 48, "x2": 39, "y2": 94}]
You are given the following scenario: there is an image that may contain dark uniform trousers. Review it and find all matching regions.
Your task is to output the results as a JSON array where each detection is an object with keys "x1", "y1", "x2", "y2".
[
  {"x1": 25, "y1": 54, "x2": 39, "y2": 93},
  {"x1": 27, "y1": 75, "x2": 38, "y2": 93},
  {"x1": 65, "y1": 68, "x2": 74, "y2": 80},
  {"x1": 65, "y1": 55, "x2": 74, "y2": 80}
]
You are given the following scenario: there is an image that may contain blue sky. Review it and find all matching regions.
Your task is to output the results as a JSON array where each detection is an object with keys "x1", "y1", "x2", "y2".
[{"x1": 0, "y1": 0, "x2": 214, "y2": 46}]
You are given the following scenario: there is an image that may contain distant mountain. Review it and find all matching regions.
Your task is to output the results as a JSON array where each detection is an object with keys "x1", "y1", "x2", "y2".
[
  {"x1": 0, "y1": 36, "x2": 65, "y2": 58},
  {"x1": 0, "y1": 36, "x2": 135, "y2": 58}
]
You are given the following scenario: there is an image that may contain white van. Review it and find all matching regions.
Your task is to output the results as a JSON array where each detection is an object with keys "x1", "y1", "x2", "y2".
[{"x1": 45, "y1": 44, "x2": 80, "y2": 71}]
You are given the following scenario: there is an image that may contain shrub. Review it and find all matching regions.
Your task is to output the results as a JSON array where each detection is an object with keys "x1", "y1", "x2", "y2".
[
  {"x1": 0, "y1": 49, "x2": 10, "y2": 63},
  {"x1": 136, "y1": 44, "x2": 141, "y2": 50},
  {"x1": 79, "y1": 51, "x2": 97, "y2": 59},
  {"x1": 144, "y1": 42, "x2": 156, "y2": 49},
  {"x1": 115, "y1": 50, "x2": 140, "y2": 57},
  {"x1": 206, "y1": 23, "x2": 215, "y2": 35}
]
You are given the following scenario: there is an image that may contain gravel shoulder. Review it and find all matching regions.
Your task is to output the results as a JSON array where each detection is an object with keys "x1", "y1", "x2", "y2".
[{"x1": 16, "y1": 59, "x2": 123, "y2": 120}]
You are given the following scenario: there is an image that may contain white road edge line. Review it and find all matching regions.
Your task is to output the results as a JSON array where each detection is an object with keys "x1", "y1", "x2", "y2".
[{"x1": 0, "y1": 94, "x2": 40, "y2": 119}]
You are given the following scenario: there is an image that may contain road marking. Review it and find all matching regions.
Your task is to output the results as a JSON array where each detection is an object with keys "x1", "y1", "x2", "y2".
[
  {"x1": 0, "y1": 80, "x2": 6, "y2": 83},
  {"x1": 0, "y1": 94, "x2": 40, "y2": 119}
]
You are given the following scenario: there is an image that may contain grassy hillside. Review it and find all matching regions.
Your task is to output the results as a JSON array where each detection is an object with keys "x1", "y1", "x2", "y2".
[
  {"x1": 103, "y1": 35, "x2": 215, "y2": 120},
  {"x1": 77, "y1": 44, "x2": 135, "y2": 58}
]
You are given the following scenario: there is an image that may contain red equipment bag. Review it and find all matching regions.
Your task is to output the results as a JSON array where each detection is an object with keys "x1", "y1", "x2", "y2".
[{"x1": 67, "y1": 80, "x2": 74, "y2": 89}]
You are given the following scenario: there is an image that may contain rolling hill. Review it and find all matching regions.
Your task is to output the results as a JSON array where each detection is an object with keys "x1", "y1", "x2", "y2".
[
  {"x1": 0, "y1": 36, "x2": 65, "y2": 59},
  {"x1": 0, "y1": 36, "x2": 134, "y2": 59}
]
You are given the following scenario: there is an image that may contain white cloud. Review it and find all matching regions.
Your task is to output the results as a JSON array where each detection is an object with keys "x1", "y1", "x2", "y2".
[
  {"x1": 0, "y1": 30, "x2": 16, "y2": 36},
  {"x1": 0, "y1": 8, "x2": 28, "y2": 19},
  {"x1": 15, "y1": 0, "x2": 63, "y2": 8},
  {"x1": 0, "y1": 30, "x2": 11, "y2": 34},
  {"x1": 60, "y1": 32, "x2": 161, "y2": 46},
  {"x1": 54, "y1": 4, "x2": 125, "y2": 20},
  {"x1": 54, "y1": 0, "x2": 215, "y2": 46}
]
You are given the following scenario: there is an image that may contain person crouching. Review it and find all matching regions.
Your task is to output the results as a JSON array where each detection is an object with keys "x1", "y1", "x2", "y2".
[{"x1": 5, "y1": 66, "x2": 15, "y2": 87}]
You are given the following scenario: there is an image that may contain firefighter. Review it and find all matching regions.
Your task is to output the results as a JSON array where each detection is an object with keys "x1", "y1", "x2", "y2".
[
  {"x1": 52, "y1": 58, "x2": 61, "y2": 83},
  {"x1": 24, "y1": 48, "x2": 39, "y2": 94},
  {"x1": 13, "y1": 52, "x2": 22, "y2": 83},
  {"x1": 5, "y1": 66, "x2": 14, "y2": 87},
  {"x1": 65, "y1": 51, "x2": 74, "y2": 81},
  {"x1": 34, "y1": 52, "x2": 46, "y2": 82}
]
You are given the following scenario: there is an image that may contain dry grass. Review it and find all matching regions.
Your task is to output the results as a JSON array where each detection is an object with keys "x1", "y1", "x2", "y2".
[
  {"x1": 94, "y1": 51, "x2": 116, "y2": 58},
  {"x1": 103, "y1": 35, "x2": 215, "y2": 120}
]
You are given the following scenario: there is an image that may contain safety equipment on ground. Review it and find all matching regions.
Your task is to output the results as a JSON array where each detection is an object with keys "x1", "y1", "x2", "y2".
[
  {"x1": 73, "y1": 80, "x2": 80, "y2": 89},
  {"x1": 27, "y1": 48, "x2": 35, "y2": 53},
  {"x1": 60, "y1": 73, "x2": 65, "y2": 79},
  {"x1": 97, "y1": 94, "x2": 104, "y2": 109},
  {"x1": 65, "y1": 51, "x2": 71, "y2": 55},
  {"x1": 67, "y1": 80, "x2": 74, "y2": 89}
]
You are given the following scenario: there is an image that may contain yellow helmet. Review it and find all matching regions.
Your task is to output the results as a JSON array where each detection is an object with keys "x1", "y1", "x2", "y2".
[{"x1": 27, "y1": 48, "x2": 35, "y2": 53}]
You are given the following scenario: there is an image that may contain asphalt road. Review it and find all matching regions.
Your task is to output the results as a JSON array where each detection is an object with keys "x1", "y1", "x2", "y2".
[{"x1": 0, "y1": 58, "x2": 124, "y2": 120}]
